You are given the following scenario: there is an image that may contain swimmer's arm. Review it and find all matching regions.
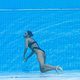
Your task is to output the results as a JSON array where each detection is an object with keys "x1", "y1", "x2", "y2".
[
  {"x1": 27, "y1": 51, "x2": 34, "y2": 60},
  {"x1": 23, "y1": 47, "x2": 28, "y2": 58},
  {"x1": 23, "y1": 39, "x2": 28, "y2": 59}
]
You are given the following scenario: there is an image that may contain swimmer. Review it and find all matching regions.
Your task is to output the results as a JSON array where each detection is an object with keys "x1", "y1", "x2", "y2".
[{"x1": 23, "y1": 31, "x2": 63, "y2": 73}]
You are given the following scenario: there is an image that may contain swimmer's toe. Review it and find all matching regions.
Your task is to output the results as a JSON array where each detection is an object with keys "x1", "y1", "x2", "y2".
[
  {"x1": 56, "y1": 66, "x2": 63, "y2": 72},
  {"x1": 58, "y1": 66, "x2": 63, "y2": 71}
]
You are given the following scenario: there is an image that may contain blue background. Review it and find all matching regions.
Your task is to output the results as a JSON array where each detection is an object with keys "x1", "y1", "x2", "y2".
[{"x1": 0, "y1": 0, "x2": 80, "y2": 73}]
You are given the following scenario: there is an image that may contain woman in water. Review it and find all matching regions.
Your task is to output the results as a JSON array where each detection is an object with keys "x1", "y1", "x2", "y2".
[{"x1": 23, "y1": 31, "x2": 63, "y2": 73}]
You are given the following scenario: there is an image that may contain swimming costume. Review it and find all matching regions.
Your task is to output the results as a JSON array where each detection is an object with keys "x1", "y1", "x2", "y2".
[
  {"x1": 28, "y1": 41, "x2": 45, "y2": 52},
  {"x1": 28, "y1": 41, "x2": 37, "y2": 48}
]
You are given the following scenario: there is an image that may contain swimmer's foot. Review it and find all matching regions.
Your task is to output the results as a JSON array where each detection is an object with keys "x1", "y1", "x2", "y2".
[{"x1": 55, "y1": 66, "x2": 63, "y2": 73}]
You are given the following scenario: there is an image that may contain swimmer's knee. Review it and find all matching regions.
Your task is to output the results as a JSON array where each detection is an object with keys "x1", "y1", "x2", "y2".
[
  {"x1": 40, "y1": 68, "x2": 45, "y2": 73},
  {"x1": 40, "y1": 66, "x2": 46, "y2": 73}
]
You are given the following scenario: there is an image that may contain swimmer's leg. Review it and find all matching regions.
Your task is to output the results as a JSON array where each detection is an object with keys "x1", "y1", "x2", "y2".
[
  {"x1": 40, "y1": 64, "x2": 56, "y2": 73},
  {"x1": 37, "y1": 51, "x2": 62, "y2": 73},
  {"x1": 40, "y1": 64, "x2": 63, "y2": 73}
]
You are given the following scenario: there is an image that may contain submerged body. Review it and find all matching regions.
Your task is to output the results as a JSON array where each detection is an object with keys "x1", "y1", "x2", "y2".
[{"x1": 23, "y1": 31, "x2": 63, "y2": 73}]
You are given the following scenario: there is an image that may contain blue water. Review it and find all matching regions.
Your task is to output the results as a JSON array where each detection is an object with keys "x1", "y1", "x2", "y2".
[{"x1": 0, "y1": 10, "x2": 80, "y2": 73}]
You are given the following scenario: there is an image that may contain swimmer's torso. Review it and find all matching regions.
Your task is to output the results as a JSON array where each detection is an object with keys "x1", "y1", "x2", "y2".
[
  {"x1": 25, "y1": 37, "x2": 45, "y2": 54},
  {"x1": 28, "y1": 38, "x2": 39, "y2": 48}
]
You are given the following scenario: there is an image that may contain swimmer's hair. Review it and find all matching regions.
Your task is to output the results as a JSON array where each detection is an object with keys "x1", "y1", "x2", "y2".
[{"x1": 27, "y1": 31, "x2": 33, "y2": 37}]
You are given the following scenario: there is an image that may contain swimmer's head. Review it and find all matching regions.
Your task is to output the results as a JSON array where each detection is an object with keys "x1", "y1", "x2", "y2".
[{"x1": 24, "y1": 31, "x2": 33, "y2": 38}]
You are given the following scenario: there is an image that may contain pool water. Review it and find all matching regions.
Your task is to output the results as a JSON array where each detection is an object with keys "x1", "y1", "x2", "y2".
[
  {"x1": 0, "y1": 71, "x2": 80, "y2": 80},
  {"x1": 0, "y1": 10, "x2": 80, "y2": 80},
  {"x1": 0, "y1": 10, "x2": 80, "y2": 72}
]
